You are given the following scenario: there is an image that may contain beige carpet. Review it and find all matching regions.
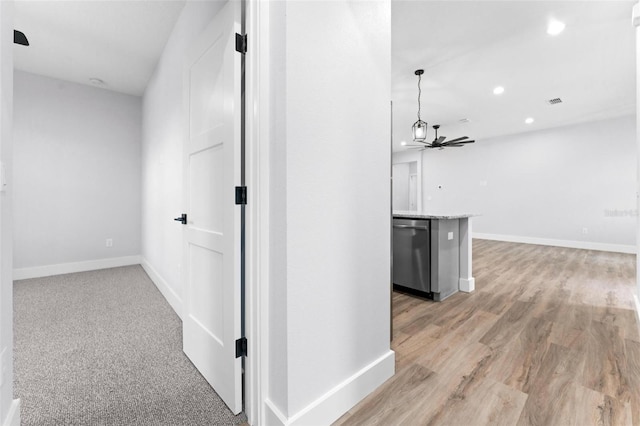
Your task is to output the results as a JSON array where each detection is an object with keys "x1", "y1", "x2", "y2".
[{"x1": 14, "y1": 265, "x2": 247, "y2": 426}]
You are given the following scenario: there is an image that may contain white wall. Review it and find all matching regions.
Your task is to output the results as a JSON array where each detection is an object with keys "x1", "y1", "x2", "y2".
[
  {"x1": 13, "y1": 71, "x2": 142, "y2": 275},
  {"x1": 266, "y1": 1, "x2": 394, "y2": 424},
  {"x1": 635, "y1": 2, "x2": 640, "y2": 306},
  {"x1": 402, "y1": 114, "x2": 636, "y2": 252},
  {"x1": 140, "y1": 0, "x2": 225, "y2": 316},
  {"x1": 0, "y1": 1, "x2": 19, "y2": 424}
]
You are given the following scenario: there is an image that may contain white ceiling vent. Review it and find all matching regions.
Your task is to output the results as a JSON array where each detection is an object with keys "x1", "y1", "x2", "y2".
[{"x1": 547, "y1": 97, "x2": 563, "y2": 105}]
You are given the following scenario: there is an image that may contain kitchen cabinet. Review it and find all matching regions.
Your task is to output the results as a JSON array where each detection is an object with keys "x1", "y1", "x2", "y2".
[{"x1": 392, "y1": 211, "x2": 476, "y2": 301}]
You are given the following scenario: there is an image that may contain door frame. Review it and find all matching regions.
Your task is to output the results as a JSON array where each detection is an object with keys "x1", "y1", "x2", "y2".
[{"x1": 244, "y1": 1, "x2": 270, "y2": 424}]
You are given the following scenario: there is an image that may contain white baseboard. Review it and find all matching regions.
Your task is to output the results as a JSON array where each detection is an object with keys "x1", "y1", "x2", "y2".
[
  {"x1": 13, "y1": 255, "x2": 142, "y2": 280},
  {"x1": 473, "y1": 233, "x2": 636, "y2": 254},
  {"x1": 264, "y1": 400, "x2": 288, "y2": 426},
  {"x1": 3, "y1": 399, "x2": 19, "y2": 426},
  {"x1": 264, "y1": 350, "x2": 395, "y2": 426},
  {"x1": 459, "y1": 277, "x2": 475, "y2": 293},
  {"x1": 141, "y1": 258, "x2": 183, "y2": 319}
]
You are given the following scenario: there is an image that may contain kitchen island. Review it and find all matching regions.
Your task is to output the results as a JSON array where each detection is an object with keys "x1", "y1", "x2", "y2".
[{"x1": 392, "y1": 211, "x2": 476, "y2": 301}]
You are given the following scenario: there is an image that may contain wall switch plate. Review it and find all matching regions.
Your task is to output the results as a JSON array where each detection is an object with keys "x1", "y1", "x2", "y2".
[
  {"x1": 582, "y1": 228, "x2": 588, "y2": 235},
  {"x1": 106, "y1": 238, "x2": 113, "y2": 247},
  {"x1": 448, "y1": 231, "x2": 454, "y2": 240}
]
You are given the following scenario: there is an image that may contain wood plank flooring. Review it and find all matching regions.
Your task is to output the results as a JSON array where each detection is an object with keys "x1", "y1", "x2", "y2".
[{"x1": 335, "y1": 239, "x2": 640, "y2": 426}]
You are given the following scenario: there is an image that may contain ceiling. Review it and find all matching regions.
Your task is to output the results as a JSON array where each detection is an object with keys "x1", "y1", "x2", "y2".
[
  {"x1": 11, "y1": 1, "x2": 637, "y2": 121},
  {"x1": 392, "y1": 0, "x2": 636, "y2": 152},
  {"x1": 13, "y1": 0, "x2": 186, "y2": 96}
]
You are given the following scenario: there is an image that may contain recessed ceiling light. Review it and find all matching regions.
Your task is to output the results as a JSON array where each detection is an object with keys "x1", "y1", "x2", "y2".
[
  {"x1": 547, "y1": 20, "x2": 566, "y2": 36},
  {"x1": 493, "y1": 86, "x2": 505, "y2": 95},
  {"x1": 400, "y1": 141, "x2": 407, "y2": 146},
  {"x1": 89, "y1": 78, "x2": 105, "y2": 86},
  {"x1": 525, "y1": 117, "x2": 535, "y2": 124}
]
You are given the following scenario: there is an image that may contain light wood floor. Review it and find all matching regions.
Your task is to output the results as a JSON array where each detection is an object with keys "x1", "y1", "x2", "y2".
[{"x1": 335, "y1": 239, "x2": 640, "y2": 426}]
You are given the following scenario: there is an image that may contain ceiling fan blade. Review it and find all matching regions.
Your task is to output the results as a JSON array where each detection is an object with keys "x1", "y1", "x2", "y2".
[
  {"x1": 443, "y1": 139, "x2": 475, "y2": 145},
  {"x1": 14, "y1": 30, "x2": 29, "y2": 46},
  {"x1": 445, "y1": 136, "x2": 469, "y2": 144},
  {"x1": 434, "y1": 136, "x2": 446, "y2": 144},
  {"x1": 444, "y1": 141, "x2": 475, "y2": 147}
]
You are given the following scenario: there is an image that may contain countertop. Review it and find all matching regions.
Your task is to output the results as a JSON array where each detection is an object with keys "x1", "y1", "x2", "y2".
[{"x1": 393, "y1": 211, "x2": 479, "y2": 220}]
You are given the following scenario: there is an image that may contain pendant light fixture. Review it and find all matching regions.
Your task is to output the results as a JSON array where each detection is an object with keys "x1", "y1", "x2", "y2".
[{"x1": 412, "y1": 69, "x2": 428, "y2": 142}]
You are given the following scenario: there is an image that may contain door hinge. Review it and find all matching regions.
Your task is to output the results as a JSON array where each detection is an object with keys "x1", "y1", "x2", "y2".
[
  {"x1": 235, "y1": 186, "x2": 247, "y2": 205},
  {"x1": 235, "y1": 337, "x2": 247, "y2": 358},
  {"x1": 235, "y1": 33, "x2": 247, "y2": 54}
]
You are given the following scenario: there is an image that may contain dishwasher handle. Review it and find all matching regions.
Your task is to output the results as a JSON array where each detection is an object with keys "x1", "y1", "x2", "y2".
[{"x1": 393, "y1": 224, "x2": 429, "y2": 230}]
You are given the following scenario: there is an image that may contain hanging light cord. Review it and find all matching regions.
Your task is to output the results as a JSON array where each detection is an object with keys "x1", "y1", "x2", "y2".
[{"x1": 417, "y1": 73, "x2": 422, "y2": 121}]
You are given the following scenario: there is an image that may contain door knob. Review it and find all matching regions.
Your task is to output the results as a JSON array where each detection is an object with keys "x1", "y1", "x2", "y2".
[{"x1": 174, "y1": 214, "x2": 187, "y2": 225}]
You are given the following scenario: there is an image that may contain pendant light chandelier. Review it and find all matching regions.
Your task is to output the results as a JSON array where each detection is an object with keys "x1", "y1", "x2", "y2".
[{"x1": 412, "y1": 69, "x2": 428, "y2": 142}]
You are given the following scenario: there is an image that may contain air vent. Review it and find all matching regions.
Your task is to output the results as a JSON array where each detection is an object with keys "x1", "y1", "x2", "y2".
[{"x1": 547, "y1": 97, "x2": 563, "y2": 105}]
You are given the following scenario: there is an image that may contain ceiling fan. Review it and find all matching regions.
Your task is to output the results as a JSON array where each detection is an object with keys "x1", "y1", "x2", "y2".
[
  {"x1": 14, "y1": 30, "x2": 29, "y2": 46},
  {"x1": 406, "y1": 125, "x2": 475, "y2": 150}
]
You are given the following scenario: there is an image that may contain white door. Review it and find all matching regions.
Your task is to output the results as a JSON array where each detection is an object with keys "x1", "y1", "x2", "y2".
[{"x1": 182, "y1": 1, "x2": 242, "y2": 414}]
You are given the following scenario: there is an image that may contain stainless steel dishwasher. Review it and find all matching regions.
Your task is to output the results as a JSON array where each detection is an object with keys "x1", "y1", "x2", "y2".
[{"x1": 392, "y1": 218, "x2": 431, "y2": 296}]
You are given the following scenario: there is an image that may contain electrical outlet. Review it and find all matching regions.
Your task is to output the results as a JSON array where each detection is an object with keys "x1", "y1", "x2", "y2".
[
  {"x1": 106, "y1": 238, "x2": 113, "y2": 247},
  {"x1": 582, "y1": 228, "x2": 588, "y2": 235}
]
